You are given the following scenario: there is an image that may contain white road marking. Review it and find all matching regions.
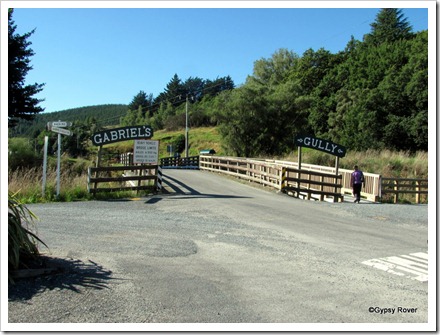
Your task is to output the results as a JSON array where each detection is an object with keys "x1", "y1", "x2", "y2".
[{"x1": 362, "y1": 252, "x2": 428, "y2": 282}]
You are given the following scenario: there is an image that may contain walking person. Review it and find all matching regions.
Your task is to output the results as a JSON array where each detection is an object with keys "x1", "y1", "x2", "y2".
[{"x1": 350, "y1": 165, "x2": 365, "y2": 203}]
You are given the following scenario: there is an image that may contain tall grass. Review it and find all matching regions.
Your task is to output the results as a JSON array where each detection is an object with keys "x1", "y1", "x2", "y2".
[
  {"x1": 283, "y1": 149, "x2": 428, "y2": 179},
  {"x1": 8, "y1": 166, "x2": 91, "y2": 203},
  {"x1": 9, "y1": 164, "x2": 149, "y2": 204}
]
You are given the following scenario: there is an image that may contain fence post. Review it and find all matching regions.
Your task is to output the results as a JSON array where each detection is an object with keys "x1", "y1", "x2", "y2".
[
  {"x1": 87, "y1": 167, "x2": 92, "y2": 194},
  {"x1": 281, "y1": 168, "x2": 287, "y2": 192},
  {"x1": 415, "y1": 180, "x2": 420, "y2": 204},
  {"x1": 307, "y1": 173, "x2": 312, "y2": 200},
  {"x1": 157, "y1": 166, "x2": 163, "y2": 191},
  {"x1": 137, "y1": 167, "x2": 143, "y2": 195},
  {"x1": 394, "y1": 179, "x2": 399, "y2": 203}
]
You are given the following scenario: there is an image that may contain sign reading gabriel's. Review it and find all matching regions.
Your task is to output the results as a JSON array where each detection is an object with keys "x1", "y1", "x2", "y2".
[
  {"x1": 295, "y1": 135, "x2": 346, "y2": 158},
  {"x1": 92, "y1": 125, "x2": 153, "y2": 146}
]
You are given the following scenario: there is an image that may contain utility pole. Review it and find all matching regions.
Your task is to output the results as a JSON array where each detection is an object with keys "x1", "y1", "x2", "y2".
[{"x1": 185, "y1": 95, "x2": 189, "y2": 158}]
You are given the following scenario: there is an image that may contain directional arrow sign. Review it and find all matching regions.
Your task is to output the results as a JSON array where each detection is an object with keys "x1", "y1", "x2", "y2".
[
  {"x1": 295, "y1": 135, "x2": 346, "y2": 158},
  {"x1": 51, "y1": 126, "x2": 72, "y2": 136},
  {"x1": 50, "y1": 121, "x2": 72, "y2": 128}
]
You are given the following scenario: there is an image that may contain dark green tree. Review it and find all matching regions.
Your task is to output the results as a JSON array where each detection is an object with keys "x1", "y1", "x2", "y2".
[
  {"x1": 8, "y1": 9, "x2": 45, "y2": 128},
  {"x1": 164, "y1": 74, "x2": 185, "y2": 104},
  {"x1": 364, "y1": 8, "x2": 413, "y2": 46},
  {"x1": 128, "y1": 91, "x2": 154, "y2": 117},
  {"x1": 183, "y1": 76, "x2": 205, "y2": 101},
  {"x1": 203, "y1": 76, "x2": 235, "y2": 97}
]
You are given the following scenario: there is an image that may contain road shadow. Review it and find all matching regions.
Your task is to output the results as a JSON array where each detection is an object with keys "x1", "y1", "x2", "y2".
[
  {"x1": 161, "y1": 173, "x2": 202, "y2": 195},
  {"x1": 8, "y1": 256, "x2": 116, "y2": 302},
  {"x1": 147, "y1": 173, "x2": 252, "y2": 204}
]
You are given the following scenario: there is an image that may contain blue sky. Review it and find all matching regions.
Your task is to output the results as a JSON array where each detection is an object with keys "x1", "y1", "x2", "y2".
[{"x1": 8, "y1": 4, "x2": 429, "y2": 113}]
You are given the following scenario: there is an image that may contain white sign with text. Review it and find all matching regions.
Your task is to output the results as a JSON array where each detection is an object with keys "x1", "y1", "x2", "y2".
[{"x1": 133, "y1": 140, "x2": 159, "y2": 164}]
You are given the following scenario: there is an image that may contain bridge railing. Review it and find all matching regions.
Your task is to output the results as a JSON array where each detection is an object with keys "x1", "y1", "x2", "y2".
[
  {"x1": 282, "y1": 167, "x2": 343, "y2": 202},
  {"x1": 381, "y1": 177, "x2": 428, "y2": 204},
  {"x1": 200, "y1": 155, "x2": 382, "y2": 202},
  {"x1": 160, "y1": 156, "x2": 199, "y2": 169},
  {"x1": 199, "y1": 155, "x2": 283, "y2": 189},
  {"x1": 120, "y1": 152, "x2": 133, "y2": 166}
]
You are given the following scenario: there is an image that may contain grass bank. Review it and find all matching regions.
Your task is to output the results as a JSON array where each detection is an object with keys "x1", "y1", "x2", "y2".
[
  {"x1": 282, "y1": 149, "x2": 428, "y2": 179},
  {"x1": 108, "y1": 126, "x2": 224, "y2": 158}
]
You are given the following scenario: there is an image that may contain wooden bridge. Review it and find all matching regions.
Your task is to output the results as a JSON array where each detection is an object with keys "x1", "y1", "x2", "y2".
[{"x1": 87, "y1": 154, "x2": 427, "y2": 203}]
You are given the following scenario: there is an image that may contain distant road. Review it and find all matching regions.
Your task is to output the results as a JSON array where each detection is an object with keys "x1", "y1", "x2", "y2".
[{"x1": 9, "y1": 170, "x2": 429, "y2": 329}]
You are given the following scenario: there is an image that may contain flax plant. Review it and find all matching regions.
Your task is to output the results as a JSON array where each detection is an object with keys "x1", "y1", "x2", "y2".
[{"x1": 8, "y1": 192, "x2": 48, "y2": 282}]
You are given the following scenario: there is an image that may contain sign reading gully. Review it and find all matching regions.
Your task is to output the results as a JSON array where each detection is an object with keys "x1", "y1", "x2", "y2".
[
  {"x1": 295, "y1": 135, "x2": 346, "y2": 158},
  {"x1": 92, "y1": 125, "x2": 153, "y2": 146}
]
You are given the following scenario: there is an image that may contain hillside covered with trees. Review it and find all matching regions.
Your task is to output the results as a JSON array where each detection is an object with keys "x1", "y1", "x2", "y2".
[
  {"x1": 118, "y1": 8, "x2": 428, "y2": 156},
  {"x1": 10, "y1": 9, "x2": 427, "y2": 160},
  {"x1": 213, "y1": 9, "x2": 427, "y2": 156}
]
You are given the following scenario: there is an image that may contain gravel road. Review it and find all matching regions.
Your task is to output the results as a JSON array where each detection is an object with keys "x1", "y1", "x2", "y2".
[{"x1": 7, "y1": 170, "x2": 431, "y2": 331}]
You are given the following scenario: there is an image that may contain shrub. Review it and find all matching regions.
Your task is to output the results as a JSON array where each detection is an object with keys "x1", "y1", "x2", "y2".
[
  {"x1": 8, "y1": 137, "x2": 41, "y2": 170},
  {"x1": 173, "y1": 134, "x2": 186, "y2": 154},
  {"x1": 8, "y1": 193, "x2": 48, "y2": 282}
]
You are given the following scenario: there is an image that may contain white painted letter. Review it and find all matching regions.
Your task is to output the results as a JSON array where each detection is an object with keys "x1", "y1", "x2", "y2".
[
  {"x1": 93, "y1": 134, "x2": 102, "y2": 145},
  {"x1": 110, "y1": 130, "x2": 118, "y2": 141}
]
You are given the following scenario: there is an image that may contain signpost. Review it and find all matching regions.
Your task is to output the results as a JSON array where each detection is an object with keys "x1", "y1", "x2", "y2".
[
  {"x1": 294, "y1": 135, "x2": 346, "y2": 197},
  {"x1": 167, "y1": 144, "x2": 174, "y2": 157},
  {"x1": 49, "y1": 121, "x2": 72, "y2": 128},
  {"x1": 295, "y1": 134, "x2": 346, "y2": 173},
  {"x1": 44, "y1": 121, "x2": 73, "y2": 197},
  {"x1": 88, "y1": 125, "x2": 157, "y2": 196},
  {"x1": 42, "y1": 136, "x2": 49, "y2": 196},
  {"x1": 51, "y1": 126, "x2": 72, "y2": 136},
  {"x1": 91, "y1": 125, "x2": 153, "y2": 146},
  {"x1": 294, "y1": 135, "x2": 346, "y2": 158}
]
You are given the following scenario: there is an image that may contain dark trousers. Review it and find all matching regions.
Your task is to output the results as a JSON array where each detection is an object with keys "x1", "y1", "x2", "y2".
[{"x1": 353, "y1": 183, "x2": 362, "y2": 201}]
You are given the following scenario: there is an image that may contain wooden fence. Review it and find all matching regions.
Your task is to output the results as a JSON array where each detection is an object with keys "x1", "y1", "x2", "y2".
[
  {"x1": 200, "y1": 156, "x2": 428, "y2": 203},
  {"x1": 160, "y1": 156, "x2": 200, "y2": 169},
  {"x1": 199, "y1": 155, "x2": 282, "y2": 189},
  {"x1": 88, "y1": 165, "x2": 158, "y2": 195},
  {"x1": 282, "y1": 167, "x2": 343, "y2": 202},
  {"x1": 199, "y1": 156, "x2": 343, "y2": 201},
  {"x1": 264, "y1": 159, "x2": 381, "y2": 202},
  {"x1": 381, "y1": 177, "x2": 428, "y2": 204},
  {"x1": 120, "y1": 152, "x2": 133, "y2": 166},
  {"x1": 106, "y1": 154, "x2": 427, "y2": 203},
  {"x1": 200, "y1": 155, "x2": 384, "y2": 202}
]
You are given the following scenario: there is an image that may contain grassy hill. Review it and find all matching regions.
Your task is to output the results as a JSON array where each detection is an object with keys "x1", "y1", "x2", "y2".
[{"x1": 109, "y1": 126, "x2": 225, "y2": 158}]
